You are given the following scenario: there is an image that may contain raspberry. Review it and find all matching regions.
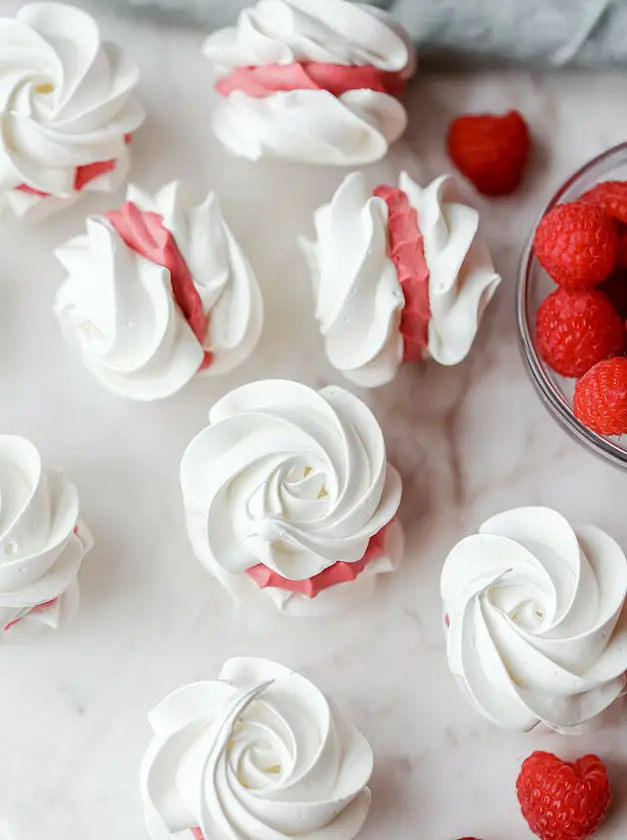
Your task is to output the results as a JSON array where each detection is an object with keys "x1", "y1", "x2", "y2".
[
  {"x1": 535, "y1": 288, "x2": 623, "y2": 377},
  {"x1": 533, "y1": 202, "x2": 618, "y2": 289},
  {"x1": 598, "y1": 270, "x2": 627, "y2": 318},
  {"x1": 574, "y1": 356, "x2": 627, "y2": 435},
  {"x1": 446, "y1": 110, "x2": 530, "y2": 196},
  {"x1": 580, "y1": 180, "x2": 627, "y2": 224},
  {"x1": 517, "y1": 752, "x2": 611, "y2": 840}
]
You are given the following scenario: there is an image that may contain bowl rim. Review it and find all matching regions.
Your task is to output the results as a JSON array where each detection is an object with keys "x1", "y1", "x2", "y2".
[{"x1": 517, "y1": 140, "x2": 627, "y2": 468}]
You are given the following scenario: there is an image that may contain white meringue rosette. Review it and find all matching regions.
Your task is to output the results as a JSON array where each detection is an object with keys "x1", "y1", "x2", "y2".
[
  {"x1": 203, "y1": 0, "x2": 416, "y2": 165},
  {"x1": 0, "y1": 2, "x2": 145, "y2": 222},
  {"x1": 54, "y1": 181, "x2": 264, "y2": 401},
  {"x1": 180, "y1": 379, "x2": 403, "y2": 616},
  {"x1": 303, "y1": 171, "x2": 502, "y2": 387},
  {"x1": 441, "y1": 506, "x2": 627, "y2": 732},
  {"x1": 141, "y1": 657, "x2": 374, "y2": 840},
  {"x1": 0, "y1": 435, "x2": 93, "y2": 639}
]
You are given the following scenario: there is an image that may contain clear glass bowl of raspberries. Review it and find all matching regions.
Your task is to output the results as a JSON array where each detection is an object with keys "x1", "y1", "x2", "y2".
[{"x1": 518, "y1": 141, "x2": 627, "y2": 466}]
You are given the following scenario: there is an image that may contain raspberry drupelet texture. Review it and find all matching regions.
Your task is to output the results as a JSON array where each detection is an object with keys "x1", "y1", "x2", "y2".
[
  {"x1": 533, "y1": 202, "x2": 618, "y2": 289},
  {"x1": 574, "y1": 356, "x2": 627, "y2": 435},
  {"x1": 580, "y1": 180, "x2": 627, "y2": 224},
  {"x1": 536, "y1": 287, "x2": 624, "y2": 377},
  {"x1": 517, "y1": 751, "x2": 611, "y2": 840}
]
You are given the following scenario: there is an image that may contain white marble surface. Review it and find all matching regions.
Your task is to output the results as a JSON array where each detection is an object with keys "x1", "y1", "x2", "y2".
[{"x1": 3, "y1": 4, "x2": 627, "y2": 839}]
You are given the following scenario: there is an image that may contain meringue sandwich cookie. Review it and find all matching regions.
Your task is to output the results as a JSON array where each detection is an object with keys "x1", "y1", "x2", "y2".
[
  {"x1": 180, "y1": 379, "x2": 403, "y2": 616},
  {"x1": 0, "y1": 436, "x2": 93, "y2": 639},
  {"x1": 303, "y1": 171, "x2": 502, "y2": 388},
  {"x1": 141, "y1": 657, "x2": 374, "y2": 840},
  {"x1": 203, "y1": 0, "x2": 416, "y2": 165},
  {"x1": 441, "y1": 506, "x2": 627, "y2": 733},
  {"x1": 54, "y1": 182, "x2": 264, "y2": 401},
  {"x1": 0, "y1": 3, "x2": 145, "y2": 223}
]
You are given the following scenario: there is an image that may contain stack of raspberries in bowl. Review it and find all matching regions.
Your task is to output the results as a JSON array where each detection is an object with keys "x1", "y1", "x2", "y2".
[{"x1": 518, "y1": 142, "x2": 627, "y2": 466}]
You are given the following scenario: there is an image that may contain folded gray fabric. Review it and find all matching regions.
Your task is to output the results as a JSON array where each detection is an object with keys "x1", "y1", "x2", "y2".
[{"x1": 102, "y1": 0, "x2": 627, "y2": 68}]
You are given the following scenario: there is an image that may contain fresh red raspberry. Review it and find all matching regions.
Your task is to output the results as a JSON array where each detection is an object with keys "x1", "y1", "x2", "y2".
[
  {"x1": 574, "y1": 356, "x2": 627, "y2": 435},
  {"x1": 598, "y1": 270, "x2": 627, "y2": 318},
  {"x1": 446, "y1": 110, "x2": 530, "y2": 196},
  {"x1": 580, "y1": 180, "x2": 627, "y2": 224},
  {"x1": 535, "y1": 287, "x2": 623, "y2": 377},
  {"x1": 533, "y1": 202, "x2": 618, "y2": 289},
  {"x1": 517, "y1": 751, "x2": 611, "y2": 840}
]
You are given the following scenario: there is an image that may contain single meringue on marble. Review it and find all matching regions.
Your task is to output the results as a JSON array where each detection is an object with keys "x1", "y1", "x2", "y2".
[
  {"x1": 203, "y1": 0, "x2": 416, "y2": 165},
  {"x1": 0, "y1": 435, "x2": 93, "y2": 639},
  {"x1": 0, "y1": 2, "x2": 145, "y2": 223},
  {"x1": 302, "y1": 171, "x2": 501, "y2": 387},
  {"x1": 54, "y1": 181, "x2": 264, "y2": 401},
  {"x1": 180, "y1": 379, "x2": 403, "y2": 616},
  {"x1": 141, "y1": 657, "x2": 374, "y2": 840},
  {"x1": 441, "y1": 506, "x2": 627, "y2": 732}
]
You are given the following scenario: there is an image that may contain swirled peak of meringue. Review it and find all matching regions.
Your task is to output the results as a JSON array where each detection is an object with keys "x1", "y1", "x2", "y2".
[
  {"x1": 180, "y1": 379, "x2": 402, "y2": 581},
  {"x1": 141, "y1": 657, "x2": 373, "y2": 840},
  {"x1": 0, "y1": 435, "x2": 93, "y2": 636},
  {"x1": 202, "y1": 0, "x2": 415, "y2": 165},
  {"x1": 302, "y1": 171, "x2": 405, "y2": 388},
  {"x1": 399, "y1": 172, "x2": 501, "y2": 365},
  {"x1": 127, "y1": 182, "x2": 264, "y2": 377},
  {"x1": 204, "y1": 0, "x2": 414, "y2": 73},
  {"x1": 54, "y1": 182, "x2": 263, "y2": 400},
  {"x1": 441, "y1": 506, "x2": 627, "y2": 732},
  {"x1": 0, "y1": 3, "x2": 145, "y2": 215},
  {"x1": 54, "y1": 217, "x2": 204, "y2": 401},
  {"x1": 304, "y1": 171, "x2": 501, "y2": 386}
]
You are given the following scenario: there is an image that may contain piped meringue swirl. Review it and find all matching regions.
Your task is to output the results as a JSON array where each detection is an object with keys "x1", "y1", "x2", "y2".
[
  {"x1": 180, "y1": 379, "x2": 402, "y2": 584},
  {"x1": 0, "y1": 436, "x2": 93, "y2": 637},
  {"x1": 0, "y1": 2, "x2": 145, "y2": 221},
  {"x1": 54, "y1": 182, "x2": 263, "y2": 400},
  {"x1": 441, "y1": 507, "x2": 627, "y2": 732},
  {"x1": 141, "y1": 657, "x2": 374, "y2": 840},
  {"x1": 400, "y1": 172, "x2": 501, "y2": 366},
  {"x1": 203, "y1": 0, "x2": 416, "y2": 165},
  {"x1": 303, "y1": 171, "x2": 501, "y2": 387}
]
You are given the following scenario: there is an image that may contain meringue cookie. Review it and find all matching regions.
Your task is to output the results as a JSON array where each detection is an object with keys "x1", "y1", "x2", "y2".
[
  {"x1": 180, "y1": 379, "x2": 402, "y2": 613},
  {"x1": 0, "y1": 2, "x2": 145, "y2": 222},
  {"x1": 54, "y1": 182, "x2": 263, "y2": 401},
  {"x1": 441, "y1": 506, "x2": 627, "y2": 732},
  {"x1": 203, "y1": 0, "x2": 416, "y2": 165},
  {"x1": 303, "y1": 171, "x2": 501, "y2": 387},
  {"x1": 0, "y1": 436, "x2": 93, "y2": 638},
  {"x1": 141, "y1": 657, "x2": 374, "y2": 840}
]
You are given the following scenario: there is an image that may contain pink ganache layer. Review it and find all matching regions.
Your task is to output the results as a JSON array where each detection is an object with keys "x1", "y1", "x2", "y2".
[
  {"x1": 105, "y1": 202, "x2": 212, "y2": 370},
  {"x1": 245, "y1": 520, "x2": 394, "y2": 599},
  {"x1": 216, "y1": 62, "x2": 406, "y2": 99},
  {"x1": 16, "y1": 135, "x2": 133, "y2": 199},
  {"x1": 374, "y1": 185, "x2": 431, "y2": 361}
]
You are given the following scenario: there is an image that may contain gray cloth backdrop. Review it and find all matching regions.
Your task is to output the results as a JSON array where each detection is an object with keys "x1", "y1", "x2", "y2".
[{"x1": 103, "y1": 0, "x2": 627, "y2": 68}]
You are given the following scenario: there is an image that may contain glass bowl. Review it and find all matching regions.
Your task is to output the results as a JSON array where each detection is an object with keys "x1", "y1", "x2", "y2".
[{"x1": 518, "y1": 141, "x2": 627, "y2": 468}]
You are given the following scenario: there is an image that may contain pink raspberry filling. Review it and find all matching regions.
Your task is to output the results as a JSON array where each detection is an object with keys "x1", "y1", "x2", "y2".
[
  {"x1": 245, "y1": 520, "x2": 393, "y2": 599},
  {"x1": 105, "y1": 202, "x2": 212, "y2": 369},
  {"x1": 216, "y1": 62, "x2": 406, "y2": 100},
  {"x1": 191, "y1": 830, "x2": 204, "y2": 840},
  {"x1": 373, "y1": 185, "x2": 431, "y2": 361},
  {"x1": 16, "y1": 134, "x2": 133, "y2": 199}
]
